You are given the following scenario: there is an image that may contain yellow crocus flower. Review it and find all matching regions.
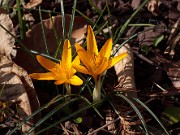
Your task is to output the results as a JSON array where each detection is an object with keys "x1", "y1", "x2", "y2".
[
  {"x1": 29, "y1": 39, "x2": 83, "y2": 94},
  {"x1": 73, "y1": 25, "x2": 127, "y2": 102}
]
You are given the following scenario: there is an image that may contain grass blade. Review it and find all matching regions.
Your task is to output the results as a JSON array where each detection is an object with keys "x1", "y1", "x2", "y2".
[
  {"x1": 16, "y1": 0, "x2": 25, "y2": 39},
  {"x1": 60, "y1": 0, "x2": 66, "y2": 41},
  {"x1": 113, "y1": 0, "x2": 149, "y2": 45},
  {"x1": 68, "y1": 0, "x2": 77, "y2": 40},
  {"x1": 25, "y1": 97, "x2": 80, "y2": 135},
  {"x1": 39, "y1": 6, "x2": 49, "y2": 55},
  {"x1": 113, "y1": 94, "x2": 149, "y2": 134},
  {"x1": 134, "y1": 98, "x2": 170, "y2": 135},
  {"x1": 36, "y1": 100, "x2": 102, "y2": 135},
  {"x1": 48, "y1": 12, "x2": 62, "y2": 58}
]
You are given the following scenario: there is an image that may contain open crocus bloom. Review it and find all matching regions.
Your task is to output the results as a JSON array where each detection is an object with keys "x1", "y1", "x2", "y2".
[
  {"x1": 73, "y1": 25, "x2": 128, "y2": 81},
  {"x1": 73, "y1": 25, "x2": 127, "y2": 102},
  {"x1": 29, "y1": 39, "x2": 83, "y2": 87}
]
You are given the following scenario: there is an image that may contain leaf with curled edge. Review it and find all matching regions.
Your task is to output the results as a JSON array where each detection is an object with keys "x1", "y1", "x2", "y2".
[
  {"x1": 113, "y1": 44, "x2": 137, "y2": 98},
  {"x1": 0, "y1": 8, "x2": 15, "y2": 58},
  {"x1": 14, "y1": 15, "x2": 87, "y2": 73},
  {"x1": 0, "y1": 9, "x2": 40, "y2": 134},
  {"x1": 0, "y1": 56, "x2": 40, "y2": 134}
]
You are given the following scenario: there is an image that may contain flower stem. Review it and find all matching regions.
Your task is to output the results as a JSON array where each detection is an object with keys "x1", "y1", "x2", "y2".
[
  {"x1": 93, "y1": 76, "x2": 102, "y2": 103},
  {"x1": 65, "y1": 83, "x2": 71, "y2": 95},
  {"x1": 65, "y1": 83, "x2": 71, "y2": 102}
]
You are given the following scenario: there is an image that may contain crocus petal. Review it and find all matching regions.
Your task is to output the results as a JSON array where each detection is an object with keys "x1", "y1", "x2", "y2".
[
  {"x1": 29, "y1": 72, "x2": 57, "y2": 80},
  {"x1": 73, "y1": 64, "x2": 91, "y2": 75},
  {"x1": 71, "y1": 56, "x2": 80, "y2": 74},
  {"x1": 75, "y1": 43, "x2": 86, "y2": 52},
  {"x1": 54, "y1": 80, "x2": 65, "y2": 85},
  {"x1": 108, "y1": 52, "x2": 128, "y2": 69},
  {"x1": 75, "y1": 43, "x2": 93, "y2": 72},
  {"x1": 67, "y1": 75, "x2": 83, "y2": 86},
  {"x1": 98, "y1": 38, "x2": 112, "y2": 59},
  {"x1": 87, "y1": 25, "x2": 98, "y2": 56},
  {"x1": 72, "y1": 56, "x2": 80, "y2": 66},
  {"x1": 94, "y1": 58, "x2": 108, "y2": 75},
  {"x1": 61, "y1": 39, "x2": 72, "y2": 69},
  {"x1": 36, "y1": 55, "x2": 57, "y2": 72}
]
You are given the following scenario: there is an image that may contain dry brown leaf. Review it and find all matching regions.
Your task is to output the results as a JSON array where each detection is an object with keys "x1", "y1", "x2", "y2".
[
  {"x1": 0, "y1": 56, "x2": 40, "y2": 134},
  {"x1": 131, "y1": 0, "x2": 141, "y2": 10},
  {"x1": 15, "y1": 15, "x2": 87, "y2": 73},
  {"x1": 164, "y1": 17, "x2": 180, "y2": 59},
  {"x1": 155, "y1": 54, "x2": 180, "y2": 89},
  {"x1": 23, "y1": 0, "x2": 43, "y2": 8},
  {"x1": 165, "y1": 61, "x2": 180, "y2": 89},
  {"x1": 149, "y1": 87, "x2": 180, "y2": 97},
  {"x1": 113, "y1": 44, "x2": 137, "y2": 98},
  {"x1": 137, "y1": 25, "x2": 165, "y2": 46},
  {"x1": 105, "y1": 109, "x2": 116, "y2": 133},
  {"x1": 0, "y1": 8, "x2": 15, "y2": 58},
  {"x1": 147, "y1": 0, "x2": 161, "y2": 16},
  {"x1": 0, "y1": 71, "x2": 33, "y2": 133},
  {"x1": 131, "y1": 0, "x2": 161, "y2": 16},
  {"x1": 23, "y1": 13, "x2": 35, "y2": 22},
  {"x1": 0, "y1": 9, "x2": 40, "y2": 134}
]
